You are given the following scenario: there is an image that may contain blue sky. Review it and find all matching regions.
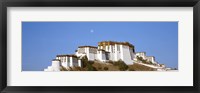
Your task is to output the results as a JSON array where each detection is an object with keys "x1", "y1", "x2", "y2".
[{"x1": 22, "y1": 22, "x2": 178, "y2": 71}]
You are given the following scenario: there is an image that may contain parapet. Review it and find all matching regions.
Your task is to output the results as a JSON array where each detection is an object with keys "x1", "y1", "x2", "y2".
[{"x1": 98, "y1": 41, "x2": 134, "y2": 48}]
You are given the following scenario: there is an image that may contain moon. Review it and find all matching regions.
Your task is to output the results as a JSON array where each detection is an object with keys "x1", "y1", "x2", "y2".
[{"x1": 90, "y1": 29, "x2": 94, "y2": 33}]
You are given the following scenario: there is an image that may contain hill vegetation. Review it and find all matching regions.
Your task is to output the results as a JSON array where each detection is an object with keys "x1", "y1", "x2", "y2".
[{"x1": 61, "y1": 56, "x2": 156, "y2": 71}]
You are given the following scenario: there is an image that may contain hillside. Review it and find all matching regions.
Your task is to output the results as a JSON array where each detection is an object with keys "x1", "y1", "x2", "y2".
[
  {"x1": 128, "y1": 63, "x2": 156, "y2": 71},
  {"x1": 60, "y1": 59, "x2": 156, "y2": 71}
]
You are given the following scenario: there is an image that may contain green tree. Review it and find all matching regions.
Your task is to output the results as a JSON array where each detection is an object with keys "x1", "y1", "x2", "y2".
[
  {"x1": 87, "y1": 63, "x2": 96, "y2": 71},
  {"x1": 81, "y1": 56, "x2": 88, "y2": 68},
  {"x1": 81, "y1": 56, "x2": 96, "y2": 71},
  {"x1": 114, "y1": 60, "x2": 128, "y2": 71}
]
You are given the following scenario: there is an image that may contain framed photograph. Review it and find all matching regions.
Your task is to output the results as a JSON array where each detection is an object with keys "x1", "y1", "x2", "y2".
[{"x1": 0, "y1": 0, "x2": 200, "y2": 93}]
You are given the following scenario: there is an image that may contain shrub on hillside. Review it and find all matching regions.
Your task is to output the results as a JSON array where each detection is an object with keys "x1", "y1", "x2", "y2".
[
  {"x1": 60, "y1": 66, "x2": 68, "y2": 71},
  {"x1": 114, "y1": 60, "x2": 128, "y2": 71},
  {"x1": 81, "y1": 56, "x2": 96, "y2": 71},
  {"x1": 87, "y1": 63, "x2": 96, "y2": 71},
  {"x1": 137, "y1": 56, "x2": 144, "y2": 61},
  {"x1": 104, "y1": 67, "x2": 108, "y2": 71},
  {"x1": 107, "y1": 60, "x2": 114, "y2": 64},
  {"x1": 81, "y1": 56, "x2": 89, "y2": 68}
]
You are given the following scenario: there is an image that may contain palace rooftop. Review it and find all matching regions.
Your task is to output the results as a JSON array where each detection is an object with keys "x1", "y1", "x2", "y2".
[{"x1": 98, "y1": 41, "x2": 134, "y2": 48}]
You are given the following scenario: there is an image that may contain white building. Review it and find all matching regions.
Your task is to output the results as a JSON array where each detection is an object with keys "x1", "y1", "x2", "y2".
[
  {"x1": 146, "y1": 56, "x2": 157, "y2": 64},
  {"x1": 44, "y1": 59, "x2": 61, "y2": 71},
  {"x1": 44, "y1": 41, "x2": 162, "y2": 71},
  {"x1": 75, "y1": 41, "x2": 135, "y2": 65},
  {"x1": 134, "y1": 52, "x2": 157, "y2": 64},
  {"x1": 44, "y1": 55, "x2": 81, "y2": 71},
  {"x1": 75, "y1": 46, "x2": 98, "y2": 61},
  {"x1": 135, "y1": 52, "x2": 146, "y2": 59}
]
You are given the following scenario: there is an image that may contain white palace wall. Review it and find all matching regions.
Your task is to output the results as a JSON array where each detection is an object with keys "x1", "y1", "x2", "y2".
[
  {"x1": 44, "y1": 41, "x2": 161, "y2": 71},
  {"x1": 120, "y1": 45, "x2": 134, "y2": 65}
]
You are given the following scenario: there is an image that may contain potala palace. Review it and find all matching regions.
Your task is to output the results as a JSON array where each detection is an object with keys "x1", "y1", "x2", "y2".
[{"x1": 44, "y1": 41, "x2": 168, "y2": 71}]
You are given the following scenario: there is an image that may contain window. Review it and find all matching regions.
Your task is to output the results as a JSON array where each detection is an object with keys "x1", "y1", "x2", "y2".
[
  {"x1": 67, "y1": 57, "x2": 70, "y2": 62},
  {"x1": 117, "y1": 45, "x2": 120, "y2": 51}
]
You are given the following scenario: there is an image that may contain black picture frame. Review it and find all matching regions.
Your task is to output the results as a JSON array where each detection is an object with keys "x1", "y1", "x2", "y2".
[{"x1": 0, "y1": 0, "x2": 200, "y2": 93}]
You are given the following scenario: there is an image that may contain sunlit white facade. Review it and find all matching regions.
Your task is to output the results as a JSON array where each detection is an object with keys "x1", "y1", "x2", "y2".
[
  {"x1": 134, "y1": 52, "x2": 157, "y2": 64},
  {"x1": 44, "y1": 41, "x2": 162, "y2": 71},
  {"x1": 75, "y1": 41, "x2": 135, "y2": 65},
  {"x1": 44, "y1": 55, "x2": 81, "y2": 71}
]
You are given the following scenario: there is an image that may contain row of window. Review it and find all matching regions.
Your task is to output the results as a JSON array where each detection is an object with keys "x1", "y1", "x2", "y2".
[
  {"x1": 101, "y1": 45, "x2": 121, "y2": 53},
  {"x1": 57, "y1": 57, "x2": 71, "y2": 62}
]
